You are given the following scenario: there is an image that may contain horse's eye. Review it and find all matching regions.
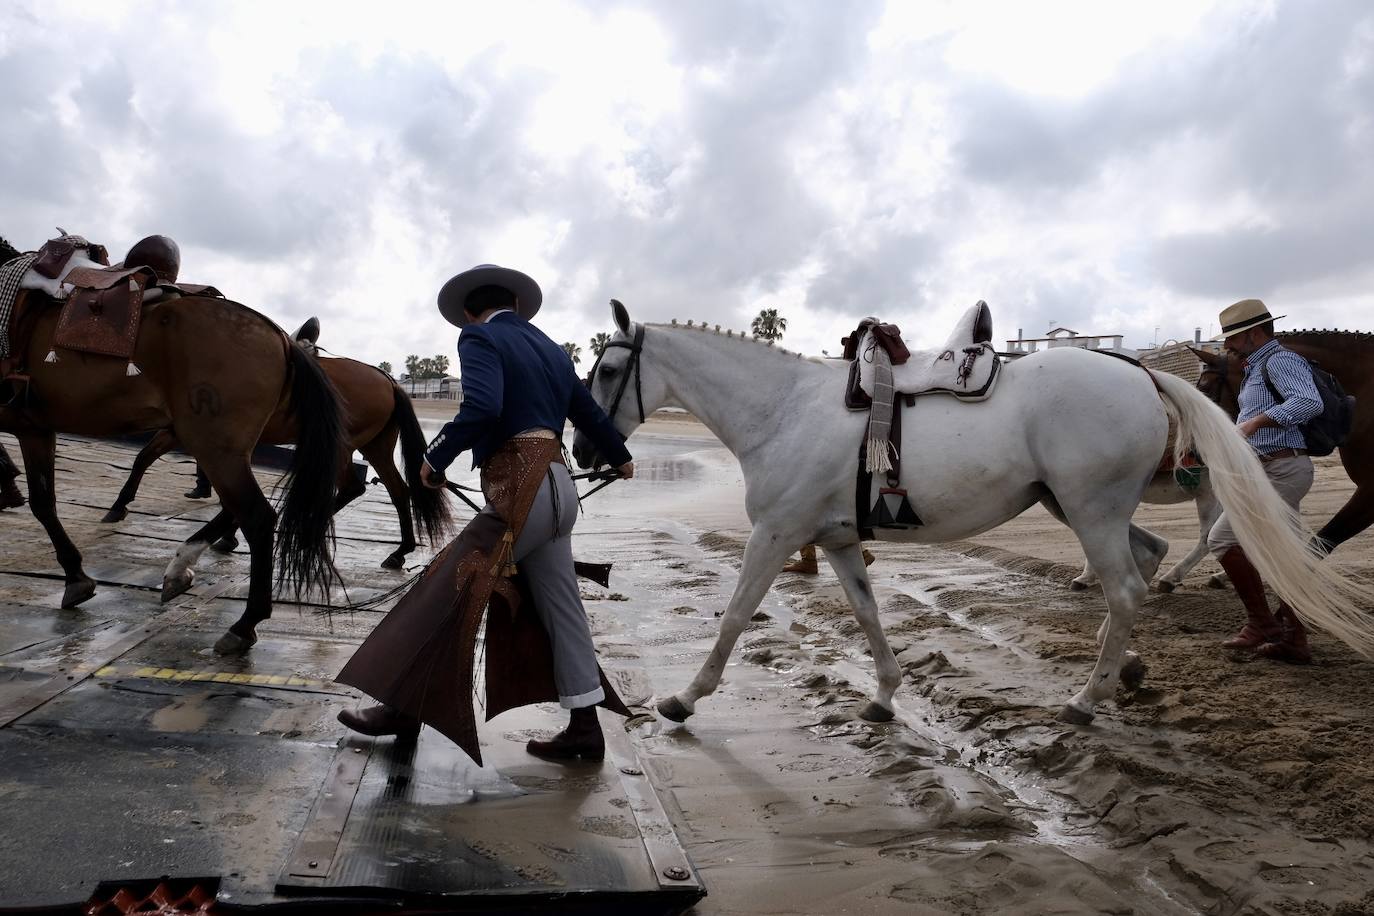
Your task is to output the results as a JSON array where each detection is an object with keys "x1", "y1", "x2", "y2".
[{"x1": 602, "y1": 366, "x2": 619, "y2": 378}]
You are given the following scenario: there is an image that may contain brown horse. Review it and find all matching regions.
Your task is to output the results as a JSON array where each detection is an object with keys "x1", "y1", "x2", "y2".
[
  {"x1": 0, "y1": 236, "x2": 342, "y2": 655},
  {"x1": 1193, "y1": 330, "x2": 1372, "y2": 552},
  {"x1": 101, "y1": 355, "x2": 450, "y2": 573}
]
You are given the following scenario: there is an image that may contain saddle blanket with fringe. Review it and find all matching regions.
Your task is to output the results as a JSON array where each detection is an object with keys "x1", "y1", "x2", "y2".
[{"x1": 52, "y1": 265, "x2": 156, "y2": 360}]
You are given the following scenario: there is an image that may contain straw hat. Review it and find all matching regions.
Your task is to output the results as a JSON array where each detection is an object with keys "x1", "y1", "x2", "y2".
[
  {"x1": 1219, "y1": 298, "x2": 1285, "y2": 339},
  {"x1": 437, "y1": 264, "x2": 542, "y2": 328}
]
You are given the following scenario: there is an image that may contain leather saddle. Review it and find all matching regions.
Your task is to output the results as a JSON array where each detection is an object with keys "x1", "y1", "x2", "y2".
[
  {"x1": 840, "y1": 301, "x2": 998, "y2": 536},
  {"x1": 845, "y1": 301, "x2": 999, "y2": 409}
]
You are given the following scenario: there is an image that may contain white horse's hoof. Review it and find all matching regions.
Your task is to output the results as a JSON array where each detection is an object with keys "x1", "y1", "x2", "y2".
[
  {"x1": 213, "y1": 630, "x2": 257, "y2": 656},
  {"x1": 161, "y1": 569, "x2": 194, "y2": 603},
  {"x1": 1069, "y1": 579, "x2": 1092, "y2": 592},
  {"x1": 1057, "y1": 704, "x2": 1094, "y2": 725},
  {"x1": 1155, "y1": 580, "x2": 1176, "y2": 593},
  {"x1": 858, "y1": 701, "x2": 895, "y2": 723},
  {"x1": 657, "y1": 696, "x2": 693, "y2": 722},
  {"x1": 1120, "y1": 653, "x2": 1148, "y2": 690}
]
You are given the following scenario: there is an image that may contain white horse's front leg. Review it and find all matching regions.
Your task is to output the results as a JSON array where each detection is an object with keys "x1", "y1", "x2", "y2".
[
  {"x1": 658, "y1": 526, "x2": 797, "y2": 723},
  {"x1": 824, "y1": 542, "x2": 900, "y2": 721}
]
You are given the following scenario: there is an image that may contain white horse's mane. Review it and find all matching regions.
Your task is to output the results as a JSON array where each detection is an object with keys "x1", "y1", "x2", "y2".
[{"x1": 649, "y1": 319, "x2": 828, "y2": 365}]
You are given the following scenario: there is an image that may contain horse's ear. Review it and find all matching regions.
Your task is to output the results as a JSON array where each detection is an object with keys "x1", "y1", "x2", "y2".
[
  {"x1": 1187, "y1": 345, "x2": 1219, "y2": 365},
  {"x1": 611, "y1": 299, "x2": 631, "y2": 335}
]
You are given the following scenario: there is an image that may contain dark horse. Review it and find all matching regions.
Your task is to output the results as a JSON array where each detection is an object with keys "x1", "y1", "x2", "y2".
[
  {"x1": 0, "y1": 235, "x2": 343, "y2": 655},
  {"x1": 101, "y1": 355, "x2": 450, "y2": 573},
  {"x1": 1193, "y1": 330, "x2": 1371, "y2": 552}
]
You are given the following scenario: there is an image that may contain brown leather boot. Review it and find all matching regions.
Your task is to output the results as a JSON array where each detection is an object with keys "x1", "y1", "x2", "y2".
[
  {"x1": 1216, "y1": 547, "x2": 1280, "y2": 649},
  {"x1": 782, "y1": 545, "x2": 819, "y2": 575},
  {"x1": 337, "y1": 704, "x2": 420, "y2": 741},
  {"x1": 1257, "y1": 603, "x2": 1313, "y2": 664},
  {"x1": 526, "y1": 706, "x2": 604, "y2": 762},
  {"x1": 0, "y1": 473, "x2": 23, "y2": 511}
]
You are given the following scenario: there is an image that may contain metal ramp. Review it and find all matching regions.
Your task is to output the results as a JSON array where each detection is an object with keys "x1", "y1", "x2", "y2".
[{"x1": 0, "y1": 437, "x2": 704, "y2": 914}]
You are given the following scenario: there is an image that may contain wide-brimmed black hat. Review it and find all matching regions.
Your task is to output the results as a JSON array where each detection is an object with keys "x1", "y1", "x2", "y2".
[{"x1": 437, "y1": 264, "x2": 542, "y2": 327}]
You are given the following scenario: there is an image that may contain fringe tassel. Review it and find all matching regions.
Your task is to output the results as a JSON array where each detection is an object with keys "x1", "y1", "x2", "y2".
[
  {"x1": 44, "y1": 350, "x2": 58, "y2": 363},
  {"x1": 491, "y1": 529, "x2": 517, "y2": 577},
  {"x1": 126, "y1": 361, "x2": 141, "y2": 376},
  {"x1": 866, "y1": 438, "x2": 894, "y2": 474}
]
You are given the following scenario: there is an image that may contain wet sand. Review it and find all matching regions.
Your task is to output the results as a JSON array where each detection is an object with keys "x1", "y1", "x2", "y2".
[{"x1": 561, "y1": 419, "x2": 1374, "y2": 915}]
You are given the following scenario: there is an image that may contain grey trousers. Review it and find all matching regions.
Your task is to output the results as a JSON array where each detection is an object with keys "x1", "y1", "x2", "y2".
[
  {"x1": 1207, "y1": 455, "x2": 1314, "y2": 555},
  {"x1": 484, "y1": 462, "x2": 604, "y2": 709}
]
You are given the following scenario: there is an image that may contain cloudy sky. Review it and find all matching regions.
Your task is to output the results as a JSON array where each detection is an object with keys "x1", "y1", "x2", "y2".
[{"x1": 3, "y1": 0, "x2": 1373, "y2": 369}]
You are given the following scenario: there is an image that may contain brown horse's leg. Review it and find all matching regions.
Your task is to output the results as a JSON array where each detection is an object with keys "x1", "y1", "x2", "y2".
[
  {"x1": 359, "y1": 426, "x2": 416, "y2": 569},
  {"x1": 1315, "y1": 486, "x2": 1374, "y2": 553},
  {"x1": 16, "y1": 430, "x2": 95, "y2": 608},
  {"x1": 191, "y1": 456, "x2": 278, "y2": 654},
  {"x1": 103, "y1": 429, "x2": 178, "y2": 523},
  {"x1": 160, "y1": 507, "x2": 240, "y2": 602}
]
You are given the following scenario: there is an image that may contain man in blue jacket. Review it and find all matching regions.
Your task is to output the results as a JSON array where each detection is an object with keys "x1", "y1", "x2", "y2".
[{"x1": 338, "y1": 264, "x2": 634, "y2": 761}]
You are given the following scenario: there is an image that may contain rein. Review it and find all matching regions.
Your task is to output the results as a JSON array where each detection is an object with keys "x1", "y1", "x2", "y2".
[{"x1": 441, "y1": 467, "x2": 623, "y2": 511}]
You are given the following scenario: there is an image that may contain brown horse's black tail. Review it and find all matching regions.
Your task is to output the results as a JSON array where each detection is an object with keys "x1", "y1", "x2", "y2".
[
  {"x1": 276, "y1": 343, "x2": 345, "y2": 598},
  {"x1": 392, "y1": 383, "x2": 453, "y2": 543}
]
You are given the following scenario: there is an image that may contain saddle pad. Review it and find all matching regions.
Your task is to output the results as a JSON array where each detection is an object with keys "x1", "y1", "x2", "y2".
[
  {"x1": 51, "y1": 268, "x2": 151, "y2": 360},
  {"x1": 857, "y1": 302, "x2": 1000, "y2": 401},
  {"x1": 0, "y1": 253, "x2": 37, "y2": 359}
]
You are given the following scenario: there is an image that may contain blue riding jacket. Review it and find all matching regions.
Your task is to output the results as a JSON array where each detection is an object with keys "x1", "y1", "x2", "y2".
[{"x1": 424, "y1": 311, "x2": 632, "y2": 472}]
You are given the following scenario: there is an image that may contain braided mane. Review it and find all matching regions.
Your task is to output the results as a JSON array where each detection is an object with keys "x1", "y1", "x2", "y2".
[{"x1": 649, "y1": 319, "x2": 824, "y2": 363}]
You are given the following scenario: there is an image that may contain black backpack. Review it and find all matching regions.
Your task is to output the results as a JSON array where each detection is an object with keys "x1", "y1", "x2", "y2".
[{"x1": 1261, "y1": 355, "x2": 1356, "y2": 458}]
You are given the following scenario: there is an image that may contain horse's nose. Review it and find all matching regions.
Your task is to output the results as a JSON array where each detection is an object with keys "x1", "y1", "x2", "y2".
[{"x1": 571, "y1": 439, "x2": 597, "y2": 469}]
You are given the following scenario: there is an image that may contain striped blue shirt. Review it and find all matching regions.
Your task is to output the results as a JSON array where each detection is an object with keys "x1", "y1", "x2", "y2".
[{"x1": 1238, "y1": 339, "x2": 1322, "y2": 453}]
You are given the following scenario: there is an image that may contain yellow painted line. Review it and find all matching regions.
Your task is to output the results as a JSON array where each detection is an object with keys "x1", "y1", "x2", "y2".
[{"x1": 92, "y1": 665, "x2": 330, "y2": 690}]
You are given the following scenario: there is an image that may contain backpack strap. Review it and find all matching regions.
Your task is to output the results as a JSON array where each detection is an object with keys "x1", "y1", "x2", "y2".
[{"x1": 1259, "y1": 357, "x2": 1284, "y2": 405}]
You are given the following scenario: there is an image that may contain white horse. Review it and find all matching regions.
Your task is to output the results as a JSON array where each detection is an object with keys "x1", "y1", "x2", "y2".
[
  {"x1": 1071, "y1": 471, "x2": 1224, "y2": 593},
  {"x1": 574, "y1": 302, "x2": 1374, "y2": 725}
]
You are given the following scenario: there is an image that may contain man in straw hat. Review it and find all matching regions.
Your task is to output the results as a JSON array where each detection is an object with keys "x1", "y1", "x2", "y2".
[
  {"x1": 335, "y1": 265, "x2": 636, "y2": 764},
  {"x1": 1207, "y1": 298, "x2": 1322, "y2": 663}
]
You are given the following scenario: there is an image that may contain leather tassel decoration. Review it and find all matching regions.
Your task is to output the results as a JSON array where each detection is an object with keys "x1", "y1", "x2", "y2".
[
  {"x1": 126, "y1": 361, "x2": 141, "y2": 376},
  {"x1": 44, "y1": 350, "x2": 58, "y2": 363}
]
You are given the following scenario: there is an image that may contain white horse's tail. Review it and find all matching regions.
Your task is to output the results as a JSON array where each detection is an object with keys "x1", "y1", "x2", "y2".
[{"x1": 1149, "y1": 368, "x2": 1374, "y2": 656}]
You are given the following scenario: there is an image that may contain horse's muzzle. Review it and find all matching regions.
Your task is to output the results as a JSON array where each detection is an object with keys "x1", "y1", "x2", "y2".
[{"x1": 571, "y1": 436, "x2": 597, "y2": 470}]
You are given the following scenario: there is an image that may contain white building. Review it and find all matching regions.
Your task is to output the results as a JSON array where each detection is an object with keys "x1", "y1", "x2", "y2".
[
  {"x1": 1004, "y1": 327, "x2": 1133, "y2": 357},
  {"x1": 399, "y1": 375, "x2": 462, "y2": 401}
]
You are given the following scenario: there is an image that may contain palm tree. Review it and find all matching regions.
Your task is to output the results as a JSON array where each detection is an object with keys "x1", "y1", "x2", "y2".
[
  {"x1": 431, "y1": 354, "x2": 450, "y2": 377},
  {"x1": 751, "y1": 308, "x2": 787, "y2": 341},
  {"x1": 404, "y1": 354, "x2": 421, "y2": 378},
  {"x1": 378, "y1": 360, "x2": 393, "y2": 377},
  {"x1": 590, "y1": 332, "x2": 612, "y2": 357},
  {"x1": 562, "y1": 342, "x2": 582, "y2": 365}
]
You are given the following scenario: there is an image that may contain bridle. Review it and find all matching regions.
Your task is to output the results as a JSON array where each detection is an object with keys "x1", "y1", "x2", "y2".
[
  {"x1": 586, "y1": 323, "x2": 646, "y2": 426},
  {"x1": 1196, "y1": 354, "x2": 1235, "y2": 408}
]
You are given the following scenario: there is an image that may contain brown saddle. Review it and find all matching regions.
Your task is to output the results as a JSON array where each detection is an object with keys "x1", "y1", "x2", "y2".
[{"x1": 51, "y1": 266, "x2": 156, "y2": 360}]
